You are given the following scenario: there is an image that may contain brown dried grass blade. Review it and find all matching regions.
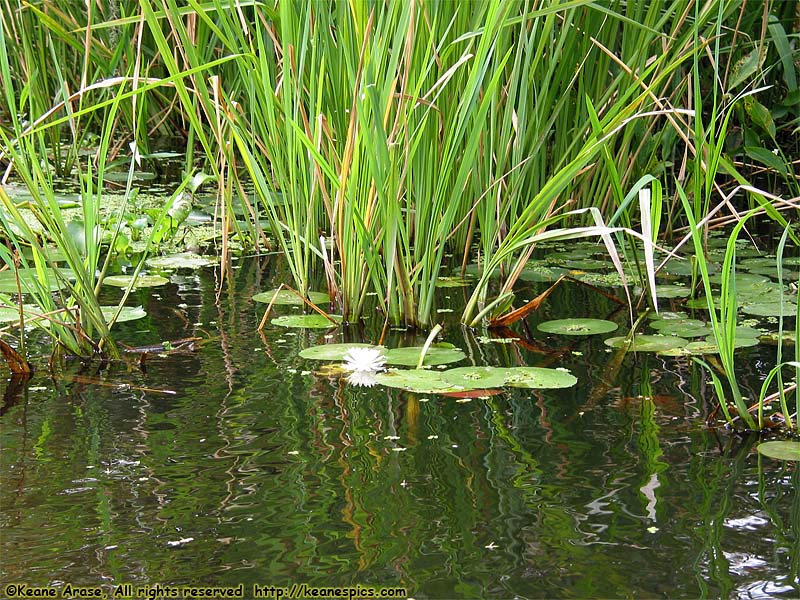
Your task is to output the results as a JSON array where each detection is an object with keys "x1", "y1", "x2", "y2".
[
  {"x1": 0, "y1": 337, "x2": 33, "y2": 375},
  {"x1": 489, "y1": 276, "x2": 566, "y2": 328}
]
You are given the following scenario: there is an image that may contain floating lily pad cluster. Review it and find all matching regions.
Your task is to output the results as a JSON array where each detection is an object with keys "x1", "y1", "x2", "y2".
[
  {"x1": 757, "y1": 440, "x2": 800, "y2": 461},
  {"x1": 298, "y1": 342, "x2": 577, "y2": 393}
]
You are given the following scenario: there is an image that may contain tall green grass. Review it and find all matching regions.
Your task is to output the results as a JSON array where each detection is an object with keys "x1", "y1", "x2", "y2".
[{"x1": 2, "y1": 0, "x2": 797, "y2": 376}]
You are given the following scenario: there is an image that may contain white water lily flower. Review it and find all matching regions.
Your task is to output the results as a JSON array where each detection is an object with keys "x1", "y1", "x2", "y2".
[
  {"x1": 346, "y1": 371, "x2": 379, "y2": 387},
  {"x1": 342, "y1": 347, "x2": 386, "y2": 374}
]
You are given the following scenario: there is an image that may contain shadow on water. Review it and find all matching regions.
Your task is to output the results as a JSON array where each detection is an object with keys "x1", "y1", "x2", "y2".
[{"x1": 1, "y1": 257, "x2": 798, "y2": 598}]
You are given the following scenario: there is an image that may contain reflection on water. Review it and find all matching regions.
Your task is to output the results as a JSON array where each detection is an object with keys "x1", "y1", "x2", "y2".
[{"x1": 2, "y1": 258, "x2": 798, "y2": 599}]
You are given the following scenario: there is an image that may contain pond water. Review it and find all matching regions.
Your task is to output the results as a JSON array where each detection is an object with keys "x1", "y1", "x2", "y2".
[{"x1": 1, "y1": 255, "x2": 798, "y2": 599}]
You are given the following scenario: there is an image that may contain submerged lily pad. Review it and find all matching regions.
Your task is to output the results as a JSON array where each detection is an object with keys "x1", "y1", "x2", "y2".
[
  {"x1": 440, "y1": 366, "x2": 511, "y2": 389},
  {"x1": 299, "y1": 343, "x2": 381, "y2": 361},
  {"x1": 504, "y1": 367, "x2": 578, "y2": 389},
  {"x1": 145, "y1": 252, "x2": 218, "y2": 269},
  {"x1": 537, "y1": 318, "x2": 618, "y2": 336},
  {"x1": 435, "y1": 276, "x2": 473, "y2": 288},
  {"x1": 252, "y1": 289, "x2": 330, "y2": 305},
  {"x1": 373, "y1": 369, "x2": 459, "y2": 393},
  {"x1": 271, "y1": 314, "x2": 342, "y2": 328},
  {"x1": 757, "y1": 441, "x2": 800, "y2": 461},
  {"x1": 103, "y1": 274, "x2": 170, "y2": 288},
  {"x1": 101, "y1": 305, "x2": 147, "y2": 323},
  {"x1": 384, "y1": 345, "x2": 466, "y2": 367},
  {"x1": 605, "y1": 334, "x2": 689, "y2": 352}
]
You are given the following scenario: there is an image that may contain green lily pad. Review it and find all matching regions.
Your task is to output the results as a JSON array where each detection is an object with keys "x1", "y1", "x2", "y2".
[
  {"x1": 658, "y1": 340, "x2": 720, "y2": 356},
  {"x1": 562, "y1": 259, "x2": 609, "y2": 271},
  {"x1": 757, "y1": 441, "x2": 800, "y2": 461},
  {"x1": 299, "y1": 343, "x2": 381, "y2": 361},
  {"x1": 384, "y1": 345, "x2": 466, "y2": 367},
  {"x1": 741, "y1": 301, "x2": 798, "y2": 317},
  {"x1": 440, "y1": 366, "x2": 511, "y2": 389},
  {"x1": 0, "y1": 304, "x2": 42, "y2": 323},
  {"x1": 373, "y1": 369, "x2": 460, "y2": 393},
  {"x1": 568, "y1": 271, "x2": 624, "y2": 287},
  {"x1": 759, "y1": 331, "x2": 796, "y2": 345},
  {"x1": 145, "y1": 252, "x2": 218, "y2": 269},
  {"x1": 519, "y1": 265, "x2": 568, "y2": 282},
  {"x1": 604, "y1": 334, "x2": 689, "y2": 352},
  {"x1": 537, "y1": 318, "x2": 618, "y2": 336},
  {"x1": 252, "y1": 289, "x2": 330, "y2": 305},
  {"x1": 101, "y1": 305, "x2": 147, "y2": 323},
  {"x1": 702, "y1": 334, "x2": 760, "y2": 348},
  {"x1": 746, "y1": 266, "x2": 800, "y2": 280},
  {"x1": 271, "y1": 314, "x2": 342, "y2": 328},
  {"x1": 650, "y1": 318, "x2": 711, "y2": 338},
  {"x1": 435, "y1": 276, "x2": 473, "y2": 288},
  {"x1": 654, "y1": 284, "x2": 691, "y2": 299},
  {"x1": 0, "y1": 268, "x2": 73, "y2": 293},
  {"x1": 707, "y1": 272, "x2": 770, "y2": 286},
  {"x1": 684, "y1": 297, "x2": 720, "y2": 310},
  {"x1": 103, "y1": 274, "x2": 170, "y2": 288},
  {"x1": 504, "y1": 367, "x2": 578, "y2": 389}
]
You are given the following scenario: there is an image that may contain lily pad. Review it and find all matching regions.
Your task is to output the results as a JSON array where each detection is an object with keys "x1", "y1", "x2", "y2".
[
  {"x1": 741, "y1": 301, "x2": 798, "y2": 317},
  {"x1": 756, "y1": 441, "x2": 800, "y2": 461},
  {"x1": 103, "y1": 274, "x2": 170, "y2": 288},
  {"x1": 435, "y1": 276, "x2": 473, "y2": 288},
  {"x1": 537, "y1": 318, "x2": 618, "y2": 336},
  {"x1": 650, "y1": 318, "x2": 711, "y2": 338},
  {"x1": 0, "y1": 304, "x2": 43, "y2": 323},
  {"x1": 253, "y1": 289, "x2": 330, "y2": 306},
  {"x1": 145, "y1": 252, "x2": 218, "y2": 269},
  {"x1": 519, "y1": 264, "x2": 568, "y2": 282},
  {"x1": 384, "y1": 345, "x2": 466, "y2": 367},
  {"x1": 759, "y1": 331, "x2": 796, "y2": 345},
  {"x1": 504, "y1": 367, "x2": 578, "y2": 389},
  {"x1": 271, "y1": 314, "x2": 342, "y2": 328},
  {"x1": 101, "y1": 305, "x2": 147, "y2": 323},
  {"x1": 653, "y1": 284, "x2": 691, "y2": 299},
  {"x1": 658, "y1": 340, "x2": 720, "y2": 356},
  {"x1": 0, "y1": 268, "x2": 72, "y2": 293},
  {"x1": 373, "y1": 369, "x2": 459, "y2": 393},
  {"x1": 703, "y1": 334, "x2": 760, "y2": 349},
  {"x1": 440, "y1": 366, "x2": 511, "y2": 389},
  {"x1": 604, "y1": 334, "x2": 689, "y2": 352},
  {"x1": 299, "y1": 343, "x2": 381, "y2": 361}
]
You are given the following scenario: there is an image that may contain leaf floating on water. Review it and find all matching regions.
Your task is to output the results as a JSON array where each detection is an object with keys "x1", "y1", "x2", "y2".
[
  {"x1": 299, "y1": 343, "x2": 381, "y2": 361},
  {"x1": 435, "y1": 276, "x2": 473, "y2": 288},
  {"x1": 271, "y1": 314, "x2": 342, "y2": 329},
  {"x1": 146, "y1": 252, "x2": 218, "y2": 269},
  {"x1": 383, "y1": 345, "x2": 466, "y2": 367},
  {"x1": 373, "y1": 369, "x2": 460, "y2": 393},
  {"x1": 103, "y1": 274, "x2": 170, "y2": 288},
  {"x1": 504, "y1": 367, "x2": 578, "y2": 389},
  {"x1": 741, "y1": 301, "x2": 798, "y2": 317},
  {"x1": 252, "y1": 289, "x2": 329, "y2": 305},
  {"x1": 604, "y1": 335, "x2": 688, "y2": 352},
  {"x1": 101, "y1": 305, "x2": 147, "y2": 323},
  {"x1": 756, "y1": 441, "x2": 800, "y2": 462},
  {"x1": 537, "y1": 318, "x2": 618, "y2": 336},
  {"x1": 440, "y1": 366, "x2": 510, "y2": 389}
]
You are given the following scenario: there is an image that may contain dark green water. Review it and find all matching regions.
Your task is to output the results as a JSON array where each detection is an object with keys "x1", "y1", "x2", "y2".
[{"x1": 2, "y1": 257, "x2": 798, "y2": 599}]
